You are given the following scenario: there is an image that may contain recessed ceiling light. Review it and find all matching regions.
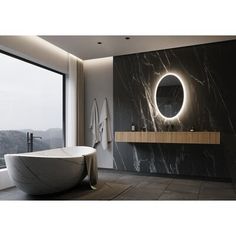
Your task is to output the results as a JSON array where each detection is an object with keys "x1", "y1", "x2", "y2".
[
  {"x1": 125, "y1": 37, "x2": 130, "y2": 40},
  {"x1": 97, "y1": 42, "x2": 102, "y2": 44}
]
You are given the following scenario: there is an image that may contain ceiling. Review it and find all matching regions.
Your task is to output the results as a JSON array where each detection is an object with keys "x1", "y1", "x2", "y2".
[{"x1": 40, "y1": 36, "x2": 236, "y2": 60}]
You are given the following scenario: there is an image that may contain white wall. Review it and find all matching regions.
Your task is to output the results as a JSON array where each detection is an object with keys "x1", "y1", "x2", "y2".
[
  {"x1": 84, "y1": 57, "x2": 113, "y2": 169},
  {"x1": 0, "y1": 169, "x2": 14, "y2": 190}
]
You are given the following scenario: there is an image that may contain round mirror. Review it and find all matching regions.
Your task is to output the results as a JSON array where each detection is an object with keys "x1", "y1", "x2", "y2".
[{"x1": 155, "y1": 73, "x2": 184, "y2": 119}]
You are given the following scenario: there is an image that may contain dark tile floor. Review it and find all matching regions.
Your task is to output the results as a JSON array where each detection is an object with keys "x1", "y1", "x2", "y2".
[{"x1": 0, "y1": 169, "x2": 236, "y2": 200}]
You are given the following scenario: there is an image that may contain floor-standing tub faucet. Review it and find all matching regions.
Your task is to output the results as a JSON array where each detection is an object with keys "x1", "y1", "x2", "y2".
[{"x1": 26, "y1": 132, "x2": 42, "y2": 152}]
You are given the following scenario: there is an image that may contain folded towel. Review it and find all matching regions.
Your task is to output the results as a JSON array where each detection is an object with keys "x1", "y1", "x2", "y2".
[
  {"x1": 90, "y1": 99, "x2": 100, "y2": 147},
  {"x1": 84, "y1": 152, "x2": 98, "y2": 189},
  {"x1": 99, "y1": 98, "x2": 112, "y2": 150}
]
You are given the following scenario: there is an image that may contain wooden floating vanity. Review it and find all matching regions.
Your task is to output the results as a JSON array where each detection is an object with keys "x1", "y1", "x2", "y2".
[{"x1": 115, "y1": 131, "x2": 220, "y2": 144}]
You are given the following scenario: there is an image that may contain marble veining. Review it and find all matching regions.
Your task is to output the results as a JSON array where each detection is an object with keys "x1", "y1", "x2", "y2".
[
  {"x1": 113, "y1": 40, "x2": 236, "y2": 179},
  {"x1": 5, "y1": 146, "x2": 98, "y2": 195}
]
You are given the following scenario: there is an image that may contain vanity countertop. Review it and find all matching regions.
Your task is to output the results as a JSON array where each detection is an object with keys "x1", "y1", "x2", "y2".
[{"x1": 115, "y1": 131, "x2": 220, "y2": 144}]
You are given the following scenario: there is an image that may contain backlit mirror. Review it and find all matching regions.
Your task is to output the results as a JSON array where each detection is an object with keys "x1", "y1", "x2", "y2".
[{"x1": 155, "y1": 73, "x2": 184, "y2": 119}]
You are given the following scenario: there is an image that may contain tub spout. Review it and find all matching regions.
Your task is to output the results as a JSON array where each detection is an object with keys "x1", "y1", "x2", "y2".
[{"x1": 26, "y1": 132, "x2": 42, "y2": 152}]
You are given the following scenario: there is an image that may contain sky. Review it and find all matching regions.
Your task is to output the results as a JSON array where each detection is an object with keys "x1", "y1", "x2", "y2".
[{"x1": 0, "y1": 52, "x2": 63, "y2": 131}]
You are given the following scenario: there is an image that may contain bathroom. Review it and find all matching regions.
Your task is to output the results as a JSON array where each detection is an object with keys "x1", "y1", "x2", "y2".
[
  {"x1": 1, "y1": 1, "x2": 236, "y2": 235},
  {"x1": 1, "y1": 35, "x2": 236, "y2": 200}
]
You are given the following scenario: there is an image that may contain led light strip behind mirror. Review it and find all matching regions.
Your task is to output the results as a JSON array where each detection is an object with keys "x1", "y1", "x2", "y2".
[{"x1": 154, "y1": 72, "x2": 186, "y2": 121}]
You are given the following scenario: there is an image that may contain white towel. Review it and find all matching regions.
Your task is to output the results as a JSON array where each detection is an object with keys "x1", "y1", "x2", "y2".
[
  {"x1": 90, "y1": 99, "x2": 100, "y2": 147},
  {"x1": 99, "y1": 98, "x2": 112, "y2": 150},
  {"x1": 84, "y1": 152, "x2": 98, "y2": 190}
]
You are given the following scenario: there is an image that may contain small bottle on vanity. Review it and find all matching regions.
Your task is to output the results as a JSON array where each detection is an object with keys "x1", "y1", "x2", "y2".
[
  {"x1": 190, "y1": 126, "x2": 195, "y2": 132},
  {"x1": 131, "y1": 122, "x2": 136, "y2": 131}
]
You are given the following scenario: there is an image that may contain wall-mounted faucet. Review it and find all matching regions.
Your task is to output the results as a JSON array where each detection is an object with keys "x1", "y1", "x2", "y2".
[{"x1": 26, "y1": 132, "x2": 42, "y2": 152}]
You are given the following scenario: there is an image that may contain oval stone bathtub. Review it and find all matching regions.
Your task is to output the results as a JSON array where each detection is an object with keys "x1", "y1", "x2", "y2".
[{"x1": 4, "y1": 146, "x2": 98, "y2": 195}]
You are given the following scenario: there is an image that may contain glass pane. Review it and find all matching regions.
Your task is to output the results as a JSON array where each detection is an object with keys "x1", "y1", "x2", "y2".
[{"x1": 0, "y1": 52, "x2": 64, "y2": 169}]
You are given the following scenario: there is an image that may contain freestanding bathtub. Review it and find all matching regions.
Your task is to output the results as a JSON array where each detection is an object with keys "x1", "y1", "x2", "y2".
[{"x1": 4, "y1": 146, "x2": 98, "y2": 195}]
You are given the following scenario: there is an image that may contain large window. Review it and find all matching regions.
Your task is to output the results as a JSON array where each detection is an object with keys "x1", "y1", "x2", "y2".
[{"x1": 0, "y1": 51, "x2": 65, "y2": 169}]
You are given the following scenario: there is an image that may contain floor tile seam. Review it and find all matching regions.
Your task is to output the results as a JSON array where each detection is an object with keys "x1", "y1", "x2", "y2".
[
  {"x1": 197, "y1": 181, "x2": 204, "y2": 199},
  {"x1": 158, "y1": 193, "x2": 199, "y2": 201},
  {"x1": 164, "y1": 180, "x2": 199, "y2": 194},
  {"x1": 78, "y1": 187, "x2": 129, "y2": 201},
  {"x1": 111, "y1": 185, "x2": 135, "y2": 200},
  {"x1": 157, "y1": 179, "x2": 175, "y2": 199},
  {"x1": 163, "y1": 187, "x2": 199, "y2": 195}
]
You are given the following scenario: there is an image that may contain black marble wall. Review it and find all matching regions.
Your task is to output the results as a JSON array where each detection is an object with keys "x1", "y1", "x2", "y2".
[{"x1": 113, "y1": 40, "x2": 236, "y2": 180}]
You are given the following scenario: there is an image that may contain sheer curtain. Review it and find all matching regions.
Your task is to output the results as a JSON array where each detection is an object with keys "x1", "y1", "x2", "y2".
[
  {"x1": 66, "y1": 54, "x2": 84, "y2": 147},
  {"x1": 77, "y1": 59, "x2": 84, "y2": 145}
]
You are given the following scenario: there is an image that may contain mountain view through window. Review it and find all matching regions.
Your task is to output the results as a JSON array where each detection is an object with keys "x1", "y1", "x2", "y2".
[{"x1": 0, "y1": 52, "x2": 64, "y2": 168}]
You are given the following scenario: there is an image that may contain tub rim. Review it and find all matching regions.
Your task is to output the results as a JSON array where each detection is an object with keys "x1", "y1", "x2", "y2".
[{"x1": 4, "y1": 146, "x2": 96, "y2": 159}]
